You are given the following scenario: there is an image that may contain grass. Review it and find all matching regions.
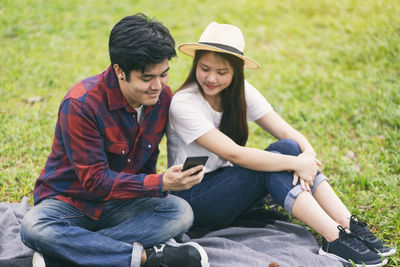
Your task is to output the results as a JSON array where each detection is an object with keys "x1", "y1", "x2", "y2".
[{"x1": 1, "y1": 0, "x2": 399, "y2": 265}]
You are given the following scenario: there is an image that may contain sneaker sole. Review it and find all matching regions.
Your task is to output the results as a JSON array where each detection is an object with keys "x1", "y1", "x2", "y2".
[
  {"x1": 32, "y1": 251, "x2": 46, "y2": 267},
  {"x1": 166, "y1": 239, "x2": 210, "y2": 267},
  {"x1": 378, "y1": 247, "x2": 396, "y2": 257},
  {"x1": 319, "y1": 247, "x2": 388, "y2": 267}
]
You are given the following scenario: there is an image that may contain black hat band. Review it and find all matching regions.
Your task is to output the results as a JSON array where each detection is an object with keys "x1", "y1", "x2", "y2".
[{"x1": 199, "y1": 42, "x2": 244, "y2": 56}]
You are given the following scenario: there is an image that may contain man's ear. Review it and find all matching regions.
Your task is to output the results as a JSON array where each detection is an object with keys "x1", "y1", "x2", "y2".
[{"x1": 113, "y1": 64, "x2": 125, "y2": 80}]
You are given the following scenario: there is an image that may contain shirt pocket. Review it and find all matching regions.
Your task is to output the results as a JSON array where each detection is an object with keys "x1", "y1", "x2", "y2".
[
  {"x1": 106, "y1": 141, "x2": 129, "y2": 172},
  {"x1": 144, "y1": 130, "x2": 164, "y2": 152},
  {"x1": 137, "y1": 132, "x2": 162, "y2": 166}
]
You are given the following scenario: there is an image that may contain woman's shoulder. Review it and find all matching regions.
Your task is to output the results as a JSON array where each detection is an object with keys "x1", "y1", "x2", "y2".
[
  {"x1": 172, "y1": 83, "x2": 202, "y2": 102},
  {"x1": 244, "y1": 79, "x2": 267, "y2": 99},
  {"x1": 244, "y1": 79, "x2": 258, "y2": 93}
]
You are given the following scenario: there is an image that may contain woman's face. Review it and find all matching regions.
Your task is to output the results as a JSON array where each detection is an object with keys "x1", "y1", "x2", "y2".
[{"x1": 196, "y1": 52, "x2": 234, "y2": 97}]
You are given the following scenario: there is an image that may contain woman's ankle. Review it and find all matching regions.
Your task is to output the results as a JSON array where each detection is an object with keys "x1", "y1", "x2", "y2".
[{"x1": 322, "y1": 227, "x2": 340, "y2": 242}]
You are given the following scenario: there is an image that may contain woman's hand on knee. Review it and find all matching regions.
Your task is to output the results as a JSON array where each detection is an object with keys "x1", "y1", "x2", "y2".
[
  {"x1": 292, "y1": 172, "x2": 313, "y2": 191},
  {"x1": 292, "y1": 154, "x2": 321, "y2": 185},
  {"x1": 300, "y1": 176, "x2": 313, "y2": 191},
  {"x1": 300, "y1": 149, "x2": 318, "y2": 159}
]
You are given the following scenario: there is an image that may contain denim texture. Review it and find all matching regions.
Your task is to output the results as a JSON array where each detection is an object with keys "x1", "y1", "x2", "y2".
[
  {"x1": 20, "y1": 195, "x2": 193, "y2": 267},
  {"x1": 172, "y1": 139, "x2": 328, "y2": 227}
]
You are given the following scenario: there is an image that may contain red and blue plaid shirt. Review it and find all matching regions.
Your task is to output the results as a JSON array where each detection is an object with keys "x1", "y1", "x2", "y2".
[{"x1": 34, "y1": 66, "x2": 171, "y2": 220}]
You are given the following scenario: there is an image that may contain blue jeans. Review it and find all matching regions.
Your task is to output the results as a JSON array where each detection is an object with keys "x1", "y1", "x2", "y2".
[
  {"x1": 172, "y1": 139, "x2": 327, "y2": 228},
  {"x1": 20, "y1": 195, "x2": 193, "y2": 267}
]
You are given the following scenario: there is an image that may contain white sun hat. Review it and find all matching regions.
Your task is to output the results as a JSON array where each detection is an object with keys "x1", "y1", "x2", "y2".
[{"x1": 178, "y1": 22, "x2": 260, "y2": 69}]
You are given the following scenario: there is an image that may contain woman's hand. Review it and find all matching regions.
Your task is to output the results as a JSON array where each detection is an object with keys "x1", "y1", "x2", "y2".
[
  {"x1": 162, "y1": 164, "x2": 205, "y2": 192},
  {"x1": 300, "y1": 149, "x2": 317, "y2": 158},
  {"x1": 292, "y1": 153, "x2": 321, "y2": 191}
]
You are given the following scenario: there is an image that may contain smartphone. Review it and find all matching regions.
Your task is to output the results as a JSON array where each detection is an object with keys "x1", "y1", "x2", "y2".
[{"x1": 182, "y1": 156, "x2": 209, "y2": 175}]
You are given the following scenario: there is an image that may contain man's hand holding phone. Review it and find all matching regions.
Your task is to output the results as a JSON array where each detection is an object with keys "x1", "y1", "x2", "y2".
[{"x1": 162, "y1": 156, "x2": 208, "y2": 192}]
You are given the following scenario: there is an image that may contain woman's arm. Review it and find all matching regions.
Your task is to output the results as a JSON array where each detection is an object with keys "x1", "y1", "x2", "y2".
[
  {"x1": 196, "y1": 128, "x2": 319, "y2": 182},
  {"x1": 255, "y1": 110, "x2": 317, "y2": 157},
  {"x1": 255, "y1": 110, "x2": 322, "y2": 190}
]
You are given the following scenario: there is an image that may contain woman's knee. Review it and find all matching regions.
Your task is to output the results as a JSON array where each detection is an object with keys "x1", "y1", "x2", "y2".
[{"x1": 266, "y1": 139, "x2": 301, "y2": 156}]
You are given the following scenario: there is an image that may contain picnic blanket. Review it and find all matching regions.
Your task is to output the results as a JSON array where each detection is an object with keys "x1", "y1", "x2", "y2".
[
  {"x1": 0, "y1": 197, "x2": 33, "y2": 267},
  {"x1": 0, "y1": 198, "x2": 345, "y2": 267},
  {"x1": 184, "y1": 221, "x2": 345, "y2": 267}
]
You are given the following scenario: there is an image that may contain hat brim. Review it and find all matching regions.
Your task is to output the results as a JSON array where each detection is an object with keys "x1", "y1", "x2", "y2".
[{"x1": 178, "y1": 43, "x2": 260, "y2": 69}]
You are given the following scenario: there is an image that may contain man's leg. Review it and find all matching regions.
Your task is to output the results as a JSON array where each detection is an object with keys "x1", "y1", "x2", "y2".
[
  {"x1": 21, "y1": 195, "x2": 194, "y2": 267},
  {"x1": 21, "y1": 198, "x2": 134, "y2": 266},
  {"x1": 96, "y1": 195, "x2": 194, "y2": 247},
  {"x1": 96, "y1": 195, "x2": 209, "y2": 267}
]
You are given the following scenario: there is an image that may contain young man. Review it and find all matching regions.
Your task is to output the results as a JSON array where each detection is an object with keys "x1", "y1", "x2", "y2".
[{"x1": 20, "y1": 14, "x2": 209, "y2": 267}]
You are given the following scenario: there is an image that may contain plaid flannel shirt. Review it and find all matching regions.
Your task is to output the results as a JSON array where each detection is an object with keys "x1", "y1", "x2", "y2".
[{"x1": 33, "y1": 66, "x2": 171, "y2": 220}]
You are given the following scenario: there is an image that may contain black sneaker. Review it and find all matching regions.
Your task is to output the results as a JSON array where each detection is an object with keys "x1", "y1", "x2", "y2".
[
  {"x1": 144, "y1": 239, "x2": 209, "y2": 267},
  {"x1": 350, "y1": 215, "x2": 396, "y2": 257},
  {"x1": 319, "y1": 225, "x2": 387, "y2": 267}
]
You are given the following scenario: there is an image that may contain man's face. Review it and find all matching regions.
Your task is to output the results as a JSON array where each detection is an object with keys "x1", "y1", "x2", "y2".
[{"x1": 119, "y1": 58, "x2": 169, "y2": 108}]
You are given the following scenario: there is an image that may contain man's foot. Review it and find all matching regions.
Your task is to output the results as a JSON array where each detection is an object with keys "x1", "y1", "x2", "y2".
[
  {"x1": 350, "y1": 215, "x2": 396, "y2": 257},
  {"x1": 319, "y1": 225, "x2": 387, "y2": 267},
  {"x1": 144, "y1": 239, "x2": 209, "y2": 267}
]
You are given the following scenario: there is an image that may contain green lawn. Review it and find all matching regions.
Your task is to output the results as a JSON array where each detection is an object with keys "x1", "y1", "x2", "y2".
[{"x1": 1, "y1": 0, "x2": 399, "y2": 265}]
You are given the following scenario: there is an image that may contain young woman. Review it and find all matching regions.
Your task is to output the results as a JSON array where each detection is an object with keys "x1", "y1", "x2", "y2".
[{"x1": 166, "y1": 22, "x2": 395, "y2": 267}]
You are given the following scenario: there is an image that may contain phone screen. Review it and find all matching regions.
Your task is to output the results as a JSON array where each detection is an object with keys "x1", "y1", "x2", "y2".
[{"x1": 182, "y1": 156, "x2": 209, "y2": 175}]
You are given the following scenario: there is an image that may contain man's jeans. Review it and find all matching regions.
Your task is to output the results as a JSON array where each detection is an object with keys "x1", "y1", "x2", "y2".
[
  {"x1": 173, "y1": 139, "x2": 328, "y2": 228},
  {"x1": 20, "y1": 195, "x2": 193, "y2": 267}
]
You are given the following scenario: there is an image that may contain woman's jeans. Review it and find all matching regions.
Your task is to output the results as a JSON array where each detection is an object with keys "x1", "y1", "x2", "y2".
[
  {"x1": 172, "y1": 139, "x2": 328, "y2": 228},
  {"x1": 20, "y1": 195, "x2": 193, "y2": 267}
]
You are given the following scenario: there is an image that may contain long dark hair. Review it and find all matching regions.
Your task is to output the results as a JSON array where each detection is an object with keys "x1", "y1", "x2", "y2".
[{"x1": 179, "y1": 50, "x2": 248, "y2": 146}]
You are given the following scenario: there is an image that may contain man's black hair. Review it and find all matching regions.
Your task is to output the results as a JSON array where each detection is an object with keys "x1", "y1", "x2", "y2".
[{"x1": 109, "y1": 13, "x2": 176, "y2": 81}]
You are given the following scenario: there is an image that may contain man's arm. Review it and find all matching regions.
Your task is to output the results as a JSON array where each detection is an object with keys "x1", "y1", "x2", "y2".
[{"x1": 60, "y1": 98, "x2": 164, "y2": 200}]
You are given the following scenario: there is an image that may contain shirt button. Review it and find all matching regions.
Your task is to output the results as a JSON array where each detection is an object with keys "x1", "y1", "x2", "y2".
[
  {"x1": 122, "y1": 150, "x2": 125, "y2": 155},
  {"x1": 147, "y1": 144, "x2": 152, "y2": 149},
  {"x1": 127, "y1": 159, "x2": 131, "y2": 163}
]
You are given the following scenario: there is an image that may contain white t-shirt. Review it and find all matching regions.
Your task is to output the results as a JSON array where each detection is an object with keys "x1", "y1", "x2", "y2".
[
  {"x1": 167, "y1": 80, "x2": 273, "y2": 173},
  {"x1": 135, "y1": 105, "x2": 143, "y2": 123}
]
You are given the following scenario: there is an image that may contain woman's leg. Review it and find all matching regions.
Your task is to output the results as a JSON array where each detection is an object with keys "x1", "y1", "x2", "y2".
[
  {"x1": 265, "y1": 139, "x2": 341, "y2": 241},
  {"x1": 172, "y1": 166, "x2": 268, "y2": 228},
  {"x1": 259, "y1": 139, "x2": 385, "y2": 265},
  {"x1": 174, "y1": 139, "x2": 340, "y2": 232},
  {"x1": 292, "y1": 180, "x2": 355, "y2": 242},
  {"x1": 291, "y1": 191, "x2": 341, "y2": 241},
  {"x1": 312, "y1": 180, "x2": 351, "y2": 228},
  {"x1": 267, "y1": 139, "x2": 351, "y2": 230}
]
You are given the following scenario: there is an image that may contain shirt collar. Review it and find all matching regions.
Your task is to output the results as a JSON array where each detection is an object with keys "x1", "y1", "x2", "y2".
[{"x1": 104, "y1": 65, "x2": 126, "y2": 111}]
